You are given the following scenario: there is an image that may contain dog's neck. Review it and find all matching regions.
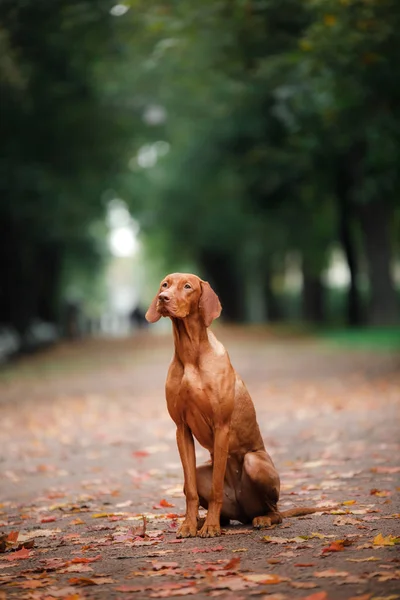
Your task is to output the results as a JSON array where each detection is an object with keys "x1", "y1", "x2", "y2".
[{"x1": 171, "y1": 315, "x2": 209, "y2": 366}]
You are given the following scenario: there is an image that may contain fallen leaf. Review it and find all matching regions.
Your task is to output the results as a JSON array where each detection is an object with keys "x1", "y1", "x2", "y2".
[
  {"x1": 243, "y1": 574, "x2": 288, "y2": 584},
  {"x1": 151, "y1": 561, "x2": 179, "y2": 571},
  {"x1": 70, "y1": 555, "x2": 102, "y2": 564},
  {"x1": 133, "y1": 450, "x2": 150, "y2": 459},
  {"x1": 224, "y1": 556, "x2": 241, "y2": 570},
  {"x1": 69, "y1": 576, "x2": 114, "y2": 586},
  {"x1": 334, "y1": 516, "x2": 360, "y2": 526},
  {"x1": 209, "y1": 576, "x2": 257, "y2": 591},
  {"x1": 373, "y1": 533, "x2": 399, "y2": 546},
  {"x1": 5, "y1": 547, "x2": 31, "y2": 561},
  {"x1": 262, "y1": 536, "x2": 304, "y2": 544},
  {"x1": 40, "y1": 516, "x2": 57, "y2": 523},
  {"x1": 290, "y1": 582, "x2": 318, "y2": 589},
  {"x1": 322, "y1": 541, "x2": 345, "y2": 553},
  {"x1": 301, "y1": 594, "x2": 328, "y2": 600},
  {"x1": 19, "y1": 528, "x2": 60, "y2": 541},
  {"x1": 346, "y1": 557, "x2": 379, "y2": 563},
  {"x1": 370, "y1": 466, "x2": 400, "y2": 474},
  {"x1": 314, "y1": 569, "x2": 349, "y2": 578},
  {"x1": 60, "y1": 565, "x2": 94, "y2": 573},
  {"x1": 6, "y1": 531, "x2": 19, "y2": 543},
  {"x1": 149, "y1": 588, "x2": 197, "y2": 598},
  {"x1": 131, "y1": 515, "x2": 147, "y2": 537},
  {"x1": 159, "y1": 499, "x2": 175, "y2": 508},
  {"x1": 370, "y1": 489, "x2": 391, "y2": 497},
  {"x1": 18, "y1": 579, "x2": 53, "y2": 589}
]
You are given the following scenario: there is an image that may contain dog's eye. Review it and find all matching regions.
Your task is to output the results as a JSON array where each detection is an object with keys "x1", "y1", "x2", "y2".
[
  {"x1": 184, "y1": 283, "x2": 191, "y2": 290},
  {"x1": 161, "y1": 282, "x2": 168, "y2": 288}
]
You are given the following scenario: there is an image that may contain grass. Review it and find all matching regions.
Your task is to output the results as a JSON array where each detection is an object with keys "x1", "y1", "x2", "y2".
[{"x1": 319, "y1": 326, "x2": 400, "y2": 351}]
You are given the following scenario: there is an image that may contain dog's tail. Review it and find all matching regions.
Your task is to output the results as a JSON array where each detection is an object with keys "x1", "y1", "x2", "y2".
[{"x1": 280, "y1": 506, "x2": 336, "y2": 518}]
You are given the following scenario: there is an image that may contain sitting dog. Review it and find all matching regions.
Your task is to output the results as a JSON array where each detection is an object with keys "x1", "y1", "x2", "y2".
[{"x1": 146, "y1": 273, "x2": 328, "y2": 538}]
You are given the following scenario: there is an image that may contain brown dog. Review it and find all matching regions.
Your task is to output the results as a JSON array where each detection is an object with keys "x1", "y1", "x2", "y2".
[{"x1": 146, "y1": 273, "x2": 327, "y2": 538}]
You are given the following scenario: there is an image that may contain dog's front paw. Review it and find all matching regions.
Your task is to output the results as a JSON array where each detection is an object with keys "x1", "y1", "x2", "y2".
[
  {"x1": 176, "y1": 520, "x2": 197, "y2": 538},
  {"x1": 198, "y1": 521, "x2": 221, "y2": 538}
]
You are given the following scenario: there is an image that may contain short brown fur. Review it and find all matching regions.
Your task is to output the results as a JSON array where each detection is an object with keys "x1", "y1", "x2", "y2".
[{"x1": 146, "y1": 273, "x2": 330, "y2": 538}]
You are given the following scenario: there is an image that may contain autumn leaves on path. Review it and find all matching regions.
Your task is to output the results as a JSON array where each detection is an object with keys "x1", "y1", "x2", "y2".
[{"x1": 0, "y1": 330, "x2": 399, "y2": 599}]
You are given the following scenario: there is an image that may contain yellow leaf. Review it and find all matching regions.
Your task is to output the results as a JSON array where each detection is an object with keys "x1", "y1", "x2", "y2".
[
  {"x1": 343, "y1": 500, "x2": 356, "y2": 506},
  {"x1": 91, "y1": 513, "x2": 113, "y2": 519},
  {"x1": 373, "y1": 533, "x2": 399, "y2": 546},
  {"x1": 323, "y1": 14, "x2": 337, "y2": 26},
  {"x1": 232, "y1": 548, "x2": 247, "y2": 553},
  {"x1": 310, "y1": 532, "x2": 330, "y2": 539}
]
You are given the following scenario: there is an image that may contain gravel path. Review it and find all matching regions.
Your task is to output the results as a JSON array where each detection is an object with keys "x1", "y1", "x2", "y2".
[{"x1": 0, "y1": 327, "x2": 399, "y2": 600}]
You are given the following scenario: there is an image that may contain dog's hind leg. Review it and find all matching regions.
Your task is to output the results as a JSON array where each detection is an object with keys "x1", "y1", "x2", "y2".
[
  {"x1": 239, "y1": 450, "x2": 282, "y2": 528},
  {"x1": 196, "y1": 462, "x2": 241, "y2": 525}
]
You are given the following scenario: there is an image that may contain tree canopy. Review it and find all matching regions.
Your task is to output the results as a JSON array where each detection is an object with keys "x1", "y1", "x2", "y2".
[{"x1": 1, "y1": 0, "x2": 399, "y2": 338}]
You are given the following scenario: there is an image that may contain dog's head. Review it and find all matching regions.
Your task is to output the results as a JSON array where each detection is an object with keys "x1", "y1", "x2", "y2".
[{"x1": 145, "y1": 273, "x2": 221, "y2": 327}]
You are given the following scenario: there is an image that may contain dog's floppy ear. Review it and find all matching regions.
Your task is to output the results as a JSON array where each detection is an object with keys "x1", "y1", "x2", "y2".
[
  {"x1": 145, "y1": 293, "x2": 161, "y2": 323},
  {"x1": 199, "y1": 280, "x2": 221, "y2": 327}
]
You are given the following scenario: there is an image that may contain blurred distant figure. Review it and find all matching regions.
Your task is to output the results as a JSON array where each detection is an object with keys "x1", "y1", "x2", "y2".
[
  {"x1": 64, "y1": 300, "x2": 82, "y2": 339},
  {"x1": 129, "y1": 306, "x2": 148, "y2": 331}
]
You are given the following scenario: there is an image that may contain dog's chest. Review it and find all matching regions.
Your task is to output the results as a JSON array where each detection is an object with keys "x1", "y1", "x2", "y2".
[{"x1": 178, "y1": 365, "x2": 214, "y2": 449}]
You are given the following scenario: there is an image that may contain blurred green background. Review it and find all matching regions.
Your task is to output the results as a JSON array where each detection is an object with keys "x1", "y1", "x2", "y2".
[{"x1": 1, "y1": 0, "x2": 399, "y2": 356}]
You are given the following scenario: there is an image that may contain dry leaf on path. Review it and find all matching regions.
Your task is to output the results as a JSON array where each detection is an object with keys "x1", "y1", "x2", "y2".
[
  {"x1": 243, "y1": 573, "x2": 289, "y2": 584},
  {"x1": 314, "y1": 569, "x2": 349, "y2": 578},
  {"x1": 373, "y1": 533, "x2": 399, "y2": 546},
  {"x1": 290, "y1": 582, "x2": 318, "y2": 589},
  {"x1": 5, "y1": 547, "x2": 31, "y2": 561}
]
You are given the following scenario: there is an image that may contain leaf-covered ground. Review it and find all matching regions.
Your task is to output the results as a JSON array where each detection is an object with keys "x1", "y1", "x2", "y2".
[{"x1": 0, "y1": 327, "x2": 399, "y2": 600}]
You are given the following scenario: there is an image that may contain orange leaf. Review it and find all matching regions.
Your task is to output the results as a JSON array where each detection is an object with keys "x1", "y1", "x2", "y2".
[
  {"x1": 6, "y1": 531, "x2": 19, "y2": 543},
  {"x1": 133, "y1": 450, "x2": 150, "y2": 459},
  {"x1": 69, "y1": 577, "x2": 97, "y2": 586},
  {"x1": 302, "y1": 594, "x2": 328, "y2": 600},
  {"x1": 5, "y1": 547, "x2": 31, "y2": 561},
  {"x1": 40, "y1": 516, "x2": 56, "y2": 523},
  {"x1": 70, "y1": 555, "x2": 102, "y2": 564},
  {"x1": 321, "y1": 541, "x2": 344, "y2": 553},
  {"x1": 224, "y1": 556, "x2": 241, "y2": 570},
  {"x1": 159, "y1": 499, "x2": 175, "y2": 508}
]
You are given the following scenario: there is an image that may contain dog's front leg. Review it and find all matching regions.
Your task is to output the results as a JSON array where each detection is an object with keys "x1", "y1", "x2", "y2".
[
  {"x1": 198, "y1": 424, "x2": 229, "y2": 538},
  {"x1": 176, "y1": 424, "x2": 198, "y2": 538}
]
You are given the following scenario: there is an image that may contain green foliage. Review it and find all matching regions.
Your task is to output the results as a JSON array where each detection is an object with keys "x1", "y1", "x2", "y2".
[
  {"x1": 0, "y1": 0, "x2": 128, "y2": 334},
  {"x1": 1, "y1": 0, "x2": 398, "y2": 333}
]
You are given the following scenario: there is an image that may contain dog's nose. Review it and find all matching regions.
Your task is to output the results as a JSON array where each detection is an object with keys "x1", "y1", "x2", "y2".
[{"x1": 158, "y1": 292, "x2": 170, "y2": 303}]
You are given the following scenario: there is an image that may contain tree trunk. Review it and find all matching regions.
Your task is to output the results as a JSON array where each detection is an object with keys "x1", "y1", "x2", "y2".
[
  {"x1": 198, "y1": 250, "x2": 245, "y2": 322},
  {"x1": 356, "y1": 200, "x2": 398, "y2": 325},
  {"x1": 264, "y1": 264, "x2": 282, "y2": 322},
  {"x1": 37, "y1": 242, "x2": 62, "y2": 324},
  {"x1": 335, "y1": 172, "x2": 363, "y2": 326},
  {"x1": 302, "y1": 267, "x2": 325, "y2": 323}
]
